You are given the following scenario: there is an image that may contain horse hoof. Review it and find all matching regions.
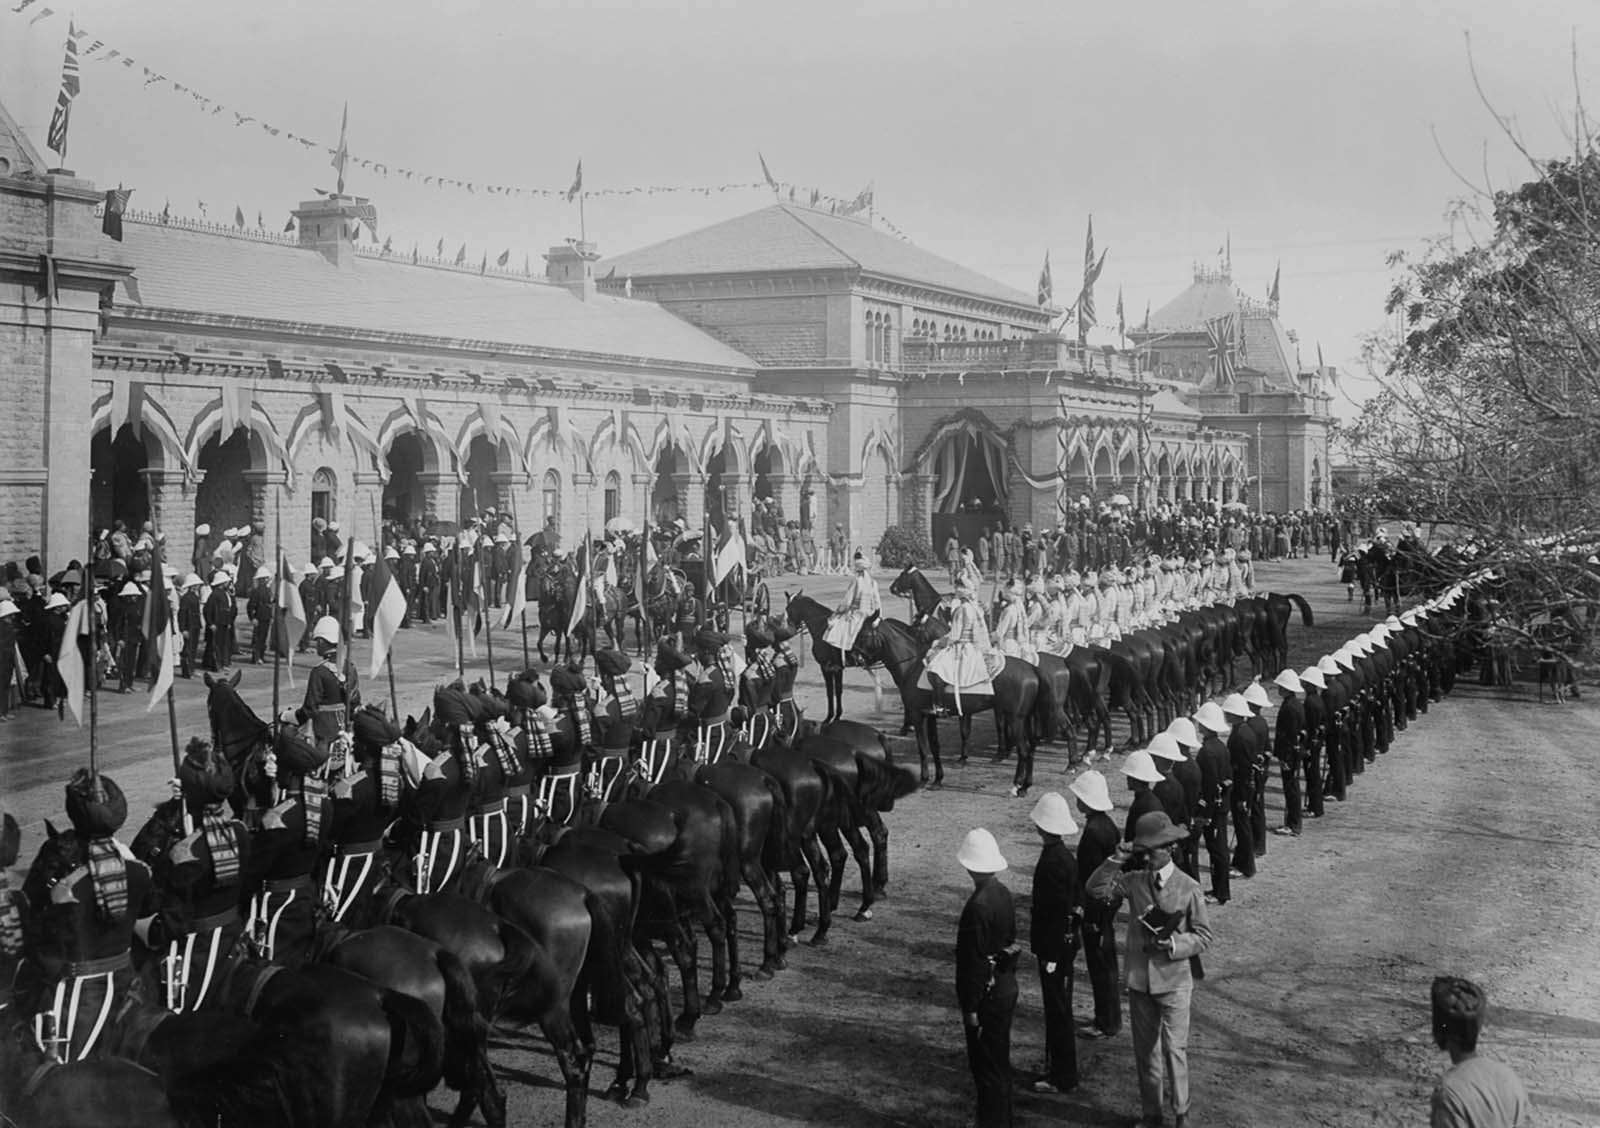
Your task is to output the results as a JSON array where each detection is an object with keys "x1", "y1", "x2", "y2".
[
  {"x1": 854, "y1": 909, "x2": 873, "y2": 922},
  {"x1": 957, "y1": 755, "x2": 968, "y2": 766},
  {"x1": 673, "y1": 1020, "x2": 697, "y2": 1041},
  {"x1": 753, "y1": 967, "x2": 773, "y2": 982},
  {"x1": 625, "y1": 1090, "x2": 651, "y2": 1109},
  {"x1": 723, "y1": 985, "x2": 743, "y2": 1002},
  {"x1": 702, "y1": 997, "x2": 723, "y2": 1016},
  {"x1": 873, "y1": 886, "x2": 888, "y2": 901},
  {"x1": 654, "y1": 1059, "x2": 692, "y2": 1081},
  {"x1": 607, "y1": 1082, "x2": 630, "y2": 1105},
  {"x1": 932, "y1": 777, "x2": 944, "y2": 789},
  {"x1": 809, "y1": 932, "x2": 830, "y2": 947},
  {"x1": 764, "y1": 956, "x2": 787, "y2": 973}
]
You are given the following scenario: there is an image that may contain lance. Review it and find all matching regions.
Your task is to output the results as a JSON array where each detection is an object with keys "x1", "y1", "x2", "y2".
[
  {"x1": 508, "y1": 489, "x2": 530, "y2": 670},
  {"x1": 272, "y1": 489, "x2": 282, "y2": 731},
  {"x1": 153, "y1": 535, "x2": 183, "y2": 786},
  {"x1": 370, "y1": 496, "x2": 399, "y2": 720},
  {"x1": 481, "y1": 534, "x2": 497, "y2": 690},
  {"x1": 86, "y1": 528, "x2": 99, "y2": 785}
]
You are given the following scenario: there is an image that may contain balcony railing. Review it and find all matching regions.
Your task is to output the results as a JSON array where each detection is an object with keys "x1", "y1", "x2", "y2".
[{"x1": 899, "y1": 332, "x2": 1145, "y2": 381}]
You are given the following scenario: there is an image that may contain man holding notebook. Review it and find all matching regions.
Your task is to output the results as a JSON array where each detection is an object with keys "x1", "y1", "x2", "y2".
[{"x1": 1087, "y1": 811, "x2": 1213, "y2": 1128}]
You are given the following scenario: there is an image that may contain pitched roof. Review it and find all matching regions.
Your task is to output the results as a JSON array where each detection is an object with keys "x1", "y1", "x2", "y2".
[
  {"x1": 1146, "y1": 274, "x2": 1243, "y2": 333},
  {"x1": 601, "y1": 204, "x2": 1039, "y2": 310},
  {"x1": 1145, "y1": 271, "x2": 1300, "y2": 388},
  {"x1": 112, "y1": 218, "x2": 757, "y2": 371}
]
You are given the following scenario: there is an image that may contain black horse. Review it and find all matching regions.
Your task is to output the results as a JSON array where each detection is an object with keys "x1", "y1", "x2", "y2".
[
  {"x1": 855, "y1": 618, "x2": 1050, "y2": 793},
  {"x1": 784, "y1": 592, "x2": 886, "y2": 725}
]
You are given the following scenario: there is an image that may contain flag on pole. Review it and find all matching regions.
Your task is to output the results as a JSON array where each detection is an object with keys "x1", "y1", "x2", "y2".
[
  {"x1": 501, "y1": 533, "x2": 528, "y2": 630},
  {"x1": 1269, "y1": 262, "x2": 1281, "y2": 306},
  {"x1": 1206, "y1": 313, "x2": 1240, "y2": 387},
  {"x1": 367, "y1": 545, "x2": 407, "y2": 679},
  {"x1": 58, "y1": 598, "x2": 88, "y2": 727},
  {"x1": 144, "y1": 545, "x2": 176, "y2": 711},
  {"x1": 45, "y1": 20, "x2": 81, "y2": 160},
  {"x1": 496, "y1": 248, "x2": 510, "y2": 268},
  {"x1": 234, "y1": 205, "x2": 245, "y2": 228},
  {"x1": 1077, "y1": 216, "x2": 1108, "y2": 343},
  {"x1": 1036, "y1": 251, "x2": 1052, "y2": 308},
  {"x1": 1116, "y1": 287, "x2": 1126, "y2": 340},
  {"x1": 566, "y1": 160, "x2": 584, "y2": 203},
  {"x1": 1316, "y1": 341, "x2": 1325, "y2": 371},
  {"x1": 464, "y1": 546, "x2": 481, "y2": 658},
  {"x1": 568, "y1": 533, "x2": 590, "y2": 636},
  {"x1": 454, "y1": 243, "x2": 467, "y2": 266},
  {"x1": 713, "y1": 517, "x2": 746, "y2": 586},
  {"x1": 102, "y1": 186, "x2": 131, "y2": 241},
  {"x1": 278, "y1": 552, "x2": 305, "y2": 686},
  {"x1": 636, "y1": 511, "x2": 651, "y2": 631},
  {"x1": 1142, "y1": 300, "x2": 1151, "y2": 334},
  {"x1": 331, "y1": 101, "x2": 349, "y2": 195},
  {"x1": 759, "y1": 153, "x2": 778, "y2": 191}
]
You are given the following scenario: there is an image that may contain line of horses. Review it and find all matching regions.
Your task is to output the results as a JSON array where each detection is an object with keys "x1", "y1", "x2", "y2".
[
  {"x1": 2, "y1": 665, "x2": 918, "y2": 1128},
  {"x1": 781, "y1": 566, "x2": 1314, "y2": 792}
]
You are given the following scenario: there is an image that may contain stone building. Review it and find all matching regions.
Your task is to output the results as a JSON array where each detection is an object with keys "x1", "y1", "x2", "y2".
[
  {"x1": 3, "y1": 95, "x2": 1332, "y2": 572},
  {"x1": 1130, "y1": 264, "x2": 1337, "y2": 513}
]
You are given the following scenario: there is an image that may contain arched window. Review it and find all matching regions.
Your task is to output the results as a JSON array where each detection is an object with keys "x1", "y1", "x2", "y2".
[
  {"x1": 865, "y1": 311, "x2": 878, "y2": 366},
  {"x1": 604, "y1": 470, "x2": 622, "y2": 522},
  {"x1": 881, "y1": 317, "x2": 893, "y2": 367},
  {"x1": 542, "y1": 469, "x2": 561, "y2": 529},
  {"x1": 311, "y1": 467, "x2": 336, "y2": 559}
]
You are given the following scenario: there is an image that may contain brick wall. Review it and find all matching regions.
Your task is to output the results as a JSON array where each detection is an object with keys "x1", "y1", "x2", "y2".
[{"x1": 658, "y1": 295, "x2": 832, "y2": 365}]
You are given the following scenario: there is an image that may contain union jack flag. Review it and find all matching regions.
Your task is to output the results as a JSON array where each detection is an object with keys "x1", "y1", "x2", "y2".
[
  {"x1": 1207, "y1": 313, "x2": 1241, "y2": 387},
  {"x1": 45, "y1": 21, "x2": 80, "y2": 158}
]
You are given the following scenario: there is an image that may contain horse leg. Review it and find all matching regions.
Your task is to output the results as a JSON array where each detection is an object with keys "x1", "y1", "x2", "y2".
[
  {"x1": 663, "y1": 917, "x2": 704, "y2": 1036},
  {"x1": 844, "y1": 820, "x2": 876, "y2": 921},
  {"x1": 819, "y1": 823, "x2": 848, "y2": 915},
  {"x1": 957, "y1": 714, "x2": 972, "y2": 764},
  {"x1": 539, "y1": 1006, "x2": 592, "y2": 1128},
  {"x1": 786, "y1": 857, "x2": 810, "y2": 942},
  {"x1": 743, "y1": 861, "x2": 780, "y2": 977},
  {"x1": 696, "y1": 896, "x2": 730, "y2": 1010},
  {"x1": 866, "y1": 809, "x2": 889, "y2": 899},
  {"x1": 716, "y1": 888, "x2": 742, "y2": 1002},
  {"x1": 925, "y1": 714, "x2": 945, "y2": 787}
]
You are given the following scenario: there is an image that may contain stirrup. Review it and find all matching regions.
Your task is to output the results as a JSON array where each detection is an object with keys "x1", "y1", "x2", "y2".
[{"x1": 536, "y1": 769, "x2": 582, "y2": 826}]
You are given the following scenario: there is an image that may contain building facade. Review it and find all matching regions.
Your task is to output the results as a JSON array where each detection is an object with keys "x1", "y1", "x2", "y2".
[{"x1": 4, "y1": 99, "x2": 1333, "y2": 573}]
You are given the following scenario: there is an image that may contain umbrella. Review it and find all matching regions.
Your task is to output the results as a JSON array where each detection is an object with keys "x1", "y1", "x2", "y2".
[
  {"x1": 604, "y1": 516, "x2": 636, "y2": 536},
  {"x1": 1109, "y1": 493, "x2": 1131, "y2": 507},
  {"x1": 1221, "y1": 501, "x2": 1248, "y2": 512}
]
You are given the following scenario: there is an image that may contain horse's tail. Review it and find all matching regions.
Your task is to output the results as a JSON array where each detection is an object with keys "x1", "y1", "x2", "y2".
[
  {"x1": 1101, "y1": 648, "x2": 1139, "y2": 708},
  {"x1": 758, "y1": 768, "x2": 794, "y2": 871},
  {"x1": 580, "y1": 889, "x2": 629, "y2": 1025},
  {"x1": 1031, "y1": 662, "x2": 1061, "y2": 741},
  {"x1": 1287, "y1": 592, "x2": 1315, "y2": 627},
  {"x1": 377, "y1": 986, "x2": 447, "y2": 1101},
  {"x1": 714, "y1": 794, "x2": 743, "y2": 900},
  {"x1": 435, "y1": 946, "x2": 488, "y2": 1094}
]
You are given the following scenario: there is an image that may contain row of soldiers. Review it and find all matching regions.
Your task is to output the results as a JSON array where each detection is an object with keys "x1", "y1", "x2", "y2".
[
  {"x1": 950, "y1": 577, "x2": 1480, "y2": 1127},
  {"x1": 3, "y1": 601, "x2": 808, "y2": 1066}
]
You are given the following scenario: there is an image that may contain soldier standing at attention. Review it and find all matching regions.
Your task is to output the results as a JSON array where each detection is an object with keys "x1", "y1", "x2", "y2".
[
  {"x1": 1272, "y1": 669, "x2": 1308, "y2": 836},
  {"x1": 1069, "y1": 769, "x2": 1122, "y2": 1040},
  {"x1": 294, "y1": 617, "x2": 355, "y2": 753},
  {"x1": 1026, "y1": 793, "x2": 1080, "y2": 1096},
  {"x1": 247, "y1": 574, "x2": 273, "y2": 664},
  {"x1": 955, "y1": 827, "x2": 1021, "y2": 1128}
]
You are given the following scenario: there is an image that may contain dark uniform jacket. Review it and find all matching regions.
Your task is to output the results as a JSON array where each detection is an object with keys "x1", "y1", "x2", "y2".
[
  {"x1": 956, "y1": 879, "x2": 1018, "y2": 1016},
  {"x1": 1028, "y1": 841, "x2": 1079, "y2": 963},
  {"x1": 1275, "y1": 697, "x2": 1306, "y2": 764},
  {"x1": 1123, "y1": 787, "x2": 1165, "y2": 843},
  {"x1": 1153, "y1": 776, "x2": 1191, "y2": 829},
  {"x1": 1076, "y1": 812, "x2": 1121, "y2": 905},
  {"x1": 686, "y1": 670, "x2": 734, "y2": 726},
  {"x1": 1198, "y1": 734, "x2": 1232, "y2": 811},
  {"x1": 23, "y1": 833, "x2": 154, "y2": 971},
  {"x1": 296, "y1": 660, "x2": 351, "y2": 746},
  {"x1": 1172, "y1": 757, "x2": 1202, "y2": 818}
]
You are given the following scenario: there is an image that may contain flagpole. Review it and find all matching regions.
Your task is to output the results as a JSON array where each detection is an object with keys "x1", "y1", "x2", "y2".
[
  {"x1": 482, "y1": 539, "x2": 497, "y2": 691},
  {"x1": 452, "y1": 550, "x2": 465, "y2": 677},
  {"x1": 156, "y1": 537, "x2": 182, "y2": 782},
  {"x1": 86, "y1": 529, "x2": 99, "y2": 784},
  {"x1": 508, "y1": 489, "x2": 530, "y2": 670},
  {"x1": 272, "y1": 489, "x2": 283, "y2": 727},
  {"x1": 369, "y1": 496, "x2": 399, "y2": 719}
]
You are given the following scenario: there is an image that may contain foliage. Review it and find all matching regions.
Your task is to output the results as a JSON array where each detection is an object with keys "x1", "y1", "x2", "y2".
[
  {"x1": 1349, "y1": 102, "x2": 1600, "y2": 670},
  {"x1": 875, "y1": 525, "x2": 937, "y2": 569}
]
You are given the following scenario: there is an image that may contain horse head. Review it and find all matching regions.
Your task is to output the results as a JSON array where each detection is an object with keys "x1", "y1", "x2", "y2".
[{"x1": 889, "y1": 566, "x2": 920, "y2": 600}]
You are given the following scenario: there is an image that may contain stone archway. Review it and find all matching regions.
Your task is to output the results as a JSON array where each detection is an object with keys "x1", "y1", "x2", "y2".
[
  {"x1": 459, "y1": 434, "x2": 501, "y2": 520},
  {"x1": 195, "y1": 430, "x2": 258, "y2": 536},
  {"x1": 652, "y1": 443, "x2": 688, "y2": 527},
  {"x1": 384, "y1": 431, "x2": 435, "y2": 524},
  {"x1": 90, "y1": 424, "x2": 154, "y2": 532}
]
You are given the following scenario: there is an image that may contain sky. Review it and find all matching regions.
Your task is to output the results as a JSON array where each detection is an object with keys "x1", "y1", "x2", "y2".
[{"x1": 5, "y1": 0, "x2": 1600, "y2": 419}]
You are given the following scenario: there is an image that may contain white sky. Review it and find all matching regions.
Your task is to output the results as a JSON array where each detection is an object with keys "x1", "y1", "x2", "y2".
[{"x1": 5, "y1": 0, "x2": 1599, "y2": 418}]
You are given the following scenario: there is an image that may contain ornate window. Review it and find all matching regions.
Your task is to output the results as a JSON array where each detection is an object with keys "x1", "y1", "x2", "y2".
[
  {"x1": 604, "y1": 470, "x2": 622, "y2": 522},
  {"x1": 542, "y1": 469, "x2": 561, "y2": 528}
]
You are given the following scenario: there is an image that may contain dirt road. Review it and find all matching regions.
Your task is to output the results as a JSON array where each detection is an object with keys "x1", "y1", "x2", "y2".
[
  {"x1": 490, "y1": 560, "x2": 1600, "y2": 1128},
  {"x1": 6, "y1": 558, "x2": 1596, "y2": 1125}
]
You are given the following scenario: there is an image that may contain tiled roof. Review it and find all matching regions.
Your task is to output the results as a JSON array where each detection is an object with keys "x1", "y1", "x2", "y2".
[
  {"x1": 1145, "y1": 276, "x2": 1243, "y2": 333},
  {"x1": 113, "y1": 218, "x2": 757, "y2": 371},
  {"x1": 601, "y1": 205, "x2": 1039, "y2": 310}
]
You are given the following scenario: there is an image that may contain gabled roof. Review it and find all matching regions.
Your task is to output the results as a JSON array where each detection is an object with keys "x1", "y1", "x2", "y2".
[
  {"x1": 0, "y1": 98, "x2": 47, "y2": 179},
  {"x1": 1145, "y1": 270, "x2": 1300, "y2": 389},
  {"x1": 601, "y1": 204, "x2": 1039, "y2": 310},
  {"x1": 112, "y1": 218, "x2": 757, "y2": 372},
  {"x1": 1146, "y1": 274, "x2": 1243, "y2": 333}
]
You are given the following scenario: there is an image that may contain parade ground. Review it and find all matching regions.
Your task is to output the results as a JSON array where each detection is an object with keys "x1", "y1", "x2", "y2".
[{"x1": 5, "y1": 558, "x2": 1598, "y2": 1127}]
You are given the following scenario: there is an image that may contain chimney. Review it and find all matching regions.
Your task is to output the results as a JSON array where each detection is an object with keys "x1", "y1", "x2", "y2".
[
  {"x1": 291, "y1": 196, "x2": 369, "y2": 268},
  {"x1": 544, "y1": 240, "x2": 600, "y2": 301}
]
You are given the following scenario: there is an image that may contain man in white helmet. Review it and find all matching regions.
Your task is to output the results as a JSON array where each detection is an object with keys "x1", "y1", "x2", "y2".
[
  {"x1": 955, "y1": 827, "x2": 1021, "y2": 1128},
  {"x1": 294, "y1": 617, "x2": 356, "y2": 752},
  {"x1": 1027, "y1": 792, "x2": 1080, "y2": 1095}
]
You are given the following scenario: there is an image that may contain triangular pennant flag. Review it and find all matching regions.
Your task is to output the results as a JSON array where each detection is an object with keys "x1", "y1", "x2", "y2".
[
  {"x1": 58, "y1": 598, "x2": 88, "y2": 727},
  {"x1": 145, "y1": 542, "x2": 177, "y2": 711},
  {"x1": 368, "y1": 545, "x2": 408, "y2": 679}
]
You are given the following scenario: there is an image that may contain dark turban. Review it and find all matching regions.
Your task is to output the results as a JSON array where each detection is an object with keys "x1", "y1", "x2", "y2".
[
  {"x1": 65, "y1": 770, "x2": 127, "y2": 837},
  {"x1": 596, "y1": 649, "x2": 631, "y2": 679}
]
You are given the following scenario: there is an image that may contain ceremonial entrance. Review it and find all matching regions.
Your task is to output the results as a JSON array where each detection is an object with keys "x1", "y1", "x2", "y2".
[
  {"x1": 89, "y1": 424, "x2": 152, "y2": 534},
  {"x1": 652, "y1": 444, "x2": 688, "y2": 527},
  {"x1": 925, "y1": 424, "x2": 1007, "y2": 550},
  {"x1": 459, "y1": 434, "x2": 501, "y2": 519},
  {"x1": 384, "y1": 431, "x2": 429, "y2": 524}
]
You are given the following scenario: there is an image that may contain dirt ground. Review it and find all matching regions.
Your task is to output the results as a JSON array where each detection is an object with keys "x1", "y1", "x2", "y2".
[{"x1": 6, "y1": 558, "x2": 1598, "y2": 1126}]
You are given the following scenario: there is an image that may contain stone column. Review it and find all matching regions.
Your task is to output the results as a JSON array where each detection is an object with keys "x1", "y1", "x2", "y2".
[
  {"x1": 632, "y1": 473, "x2": 654, "y2": 527},
  {"x1": 830, "y1": 480, "x2": 856, "y2": 551},
  {"x1": 908, "y1": 473, "x2": 935, "y2": 540},
  {"x1": 718, "y1": 471, "x2": 744, "y2": 533},
  {"x1": 570, "y1": 473, "x2": 597, "y2": 541},
  {"x1": 765, "y1": 472, "x2": 801, "y2": 526},
  {"x1": 141, "y1": 468, "x2": 201, "y2": 570},
  {"x1": 673, "y1": 472, "x2": 705, "y2": 531},
  {"x1": 414, "y1": 471, "x2": 458, "y2": 531},
  {"x1": 240, "y1": 468, "x2": 290, "y2": 567}
]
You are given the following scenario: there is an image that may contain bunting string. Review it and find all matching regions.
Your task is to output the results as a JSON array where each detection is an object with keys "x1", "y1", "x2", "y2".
[{"x1": 10, "y1": 7, "x2": 907, "y2": 238}]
